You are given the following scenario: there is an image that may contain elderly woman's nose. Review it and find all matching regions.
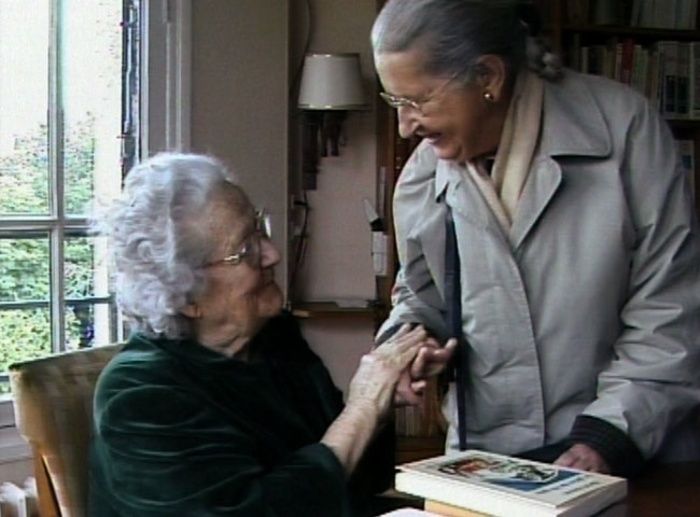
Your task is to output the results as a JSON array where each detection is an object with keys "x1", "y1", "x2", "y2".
[
  {"x1": 397, "y1": 107, "x2": 419, "y2": 138},
  {"x1": 260, "y1": 238, "x2": 281, "y2": 267}
]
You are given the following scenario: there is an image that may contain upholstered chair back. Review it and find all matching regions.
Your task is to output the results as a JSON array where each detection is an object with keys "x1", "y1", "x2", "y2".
[{"x1": 9, "y1": 344, "x2": 122, "y2": 517}]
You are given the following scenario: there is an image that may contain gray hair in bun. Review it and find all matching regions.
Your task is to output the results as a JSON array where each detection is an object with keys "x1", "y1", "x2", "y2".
[{"x1": 372, "y1": 0, "x2": 562, "y2": 83}]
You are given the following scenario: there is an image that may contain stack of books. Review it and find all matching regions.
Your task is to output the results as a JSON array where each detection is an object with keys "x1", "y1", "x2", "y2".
[{"x1": 394, "y1": 450, "x2": 627, "y2": 517}]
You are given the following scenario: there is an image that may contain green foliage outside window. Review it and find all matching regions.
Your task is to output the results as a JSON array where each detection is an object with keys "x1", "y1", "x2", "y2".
[{"x1": 0, "y1": 119, "x2": 98, "y2": 387}]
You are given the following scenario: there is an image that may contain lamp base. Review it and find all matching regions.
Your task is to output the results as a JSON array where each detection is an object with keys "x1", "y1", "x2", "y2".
[{"x1": 300, "y1": 110, "x2": 349, "y2": 191}]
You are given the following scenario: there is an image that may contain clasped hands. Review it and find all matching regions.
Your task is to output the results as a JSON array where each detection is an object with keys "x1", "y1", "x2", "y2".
[
  {"x1": 386, "y1": 326, "x2": 611, "y2": 474},
  {"x1": 391, "y1": 327, "x2": 458, "y2": 407}
]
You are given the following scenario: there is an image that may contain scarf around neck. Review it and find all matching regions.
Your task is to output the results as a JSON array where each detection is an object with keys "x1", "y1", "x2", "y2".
[{"x1": 466, "y1": 70, "x2": 544, "y2": 235}]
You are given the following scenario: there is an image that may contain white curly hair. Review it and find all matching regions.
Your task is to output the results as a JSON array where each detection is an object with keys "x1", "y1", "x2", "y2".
[{"x1": 95, "y1": 152, "x2": 242, "y2": 339}]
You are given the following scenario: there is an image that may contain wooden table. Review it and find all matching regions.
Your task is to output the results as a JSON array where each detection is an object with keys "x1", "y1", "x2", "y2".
[
  {"x1": 619, "y1": 461, "x2": 700, "y2": 516},
  {"x1": 377, "y1": 462, "x2": 700, "y2": 516}
]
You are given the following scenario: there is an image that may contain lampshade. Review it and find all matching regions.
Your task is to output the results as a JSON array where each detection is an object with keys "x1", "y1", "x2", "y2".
[{"x1": 298, "y1": 53, "x2": 367, "y2": 110}]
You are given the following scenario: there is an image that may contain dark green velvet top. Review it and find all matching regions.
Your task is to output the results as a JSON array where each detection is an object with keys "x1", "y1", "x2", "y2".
[{"x1": 89, "y1": 312, "x2": 386, "y2": 516}]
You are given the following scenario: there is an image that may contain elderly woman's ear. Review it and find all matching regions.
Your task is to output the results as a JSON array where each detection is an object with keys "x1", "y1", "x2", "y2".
[{"x1": 473, "y1": 54, "x2": 508, "y2": 104}]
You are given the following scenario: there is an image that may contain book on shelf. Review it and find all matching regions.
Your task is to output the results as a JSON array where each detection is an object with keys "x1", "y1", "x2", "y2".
[
  {"x1": 567, "y1": 0, "x2": 698, "y2": 29},
  {"x1": 691, "y1": 42, "x2": 700, "y2": 119},
  {"x1": 630, "y1": 0, "x2": 697, "y2": 29},
  {"x1": 677, "y1": 138, "x2": 696, "y2": 199},
  {"x1": 394, "y1": 450, "x2": 627, "y2": 517},
  {"x1": 677, "y1": 42, "x2": 691, "y2": 117},
  {"x1": 657, "y1": 41, "x2": 679, "y2": 118},
  {"x1": 574, "y1": 37, "x2": 700, "y2": 119}
]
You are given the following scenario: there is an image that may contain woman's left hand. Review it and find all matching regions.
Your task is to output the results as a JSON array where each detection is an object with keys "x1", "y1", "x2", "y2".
[
  {"x1": 554, "y1": 443, "x2": 611, "y2": 474},
  {"x1": 410, "y1": 337, "x2": 457, "y2": 379}
]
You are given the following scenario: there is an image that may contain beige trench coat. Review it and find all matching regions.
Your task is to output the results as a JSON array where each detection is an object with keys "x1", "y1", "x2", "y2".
[{"x1": 379, "y1": 71, "x2": 700, "y2": 460}]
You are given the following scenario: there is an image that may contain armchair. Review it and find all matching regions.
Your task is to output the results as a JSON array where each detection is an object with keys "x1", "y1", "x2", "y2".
[{"x1": 9, "y1": 345, "x2": 122, "y2": 517}]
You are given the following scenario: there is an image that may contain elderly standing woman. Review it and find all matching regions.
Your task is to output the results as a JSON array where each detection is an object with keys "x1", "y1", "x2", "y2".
[
  {"x1": 89, "y1": 152, "x2": 435, "y2": 516},
  {"x1": 373, "y1": 0, "x2": 700, "y2": 478}
]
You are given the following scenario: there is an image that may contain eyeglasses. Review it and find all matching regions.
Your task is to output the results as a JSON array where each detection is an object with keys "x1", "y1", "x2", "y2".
[
  {"x1": 379, "y1": 71, "x2": 463, "y2": 114},
  {"x1": 204, "y1": 209, "x2": 272, "y2": 269}
]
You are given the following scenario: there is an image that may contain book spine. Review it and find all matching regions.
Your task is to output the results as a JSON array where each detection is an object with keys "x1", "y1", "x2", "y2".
[
  {"x1": 620, "y1": 38, "x2": 636, "y2": 85},
  {"x1": 676, "y1": 42, "x2": 690, "y2": 117},
  {"x1": 569, "y1": 33, "x2": 582, "y2": 71},
  {"x1": 592, "y1": 0, "x2": 617, "y2": 25},
  {"x1": 603, "y1": 39, "x2": 617, "y2": 79},
  {"x1": 676, "y1": 139, "x2": 696, "y2": 201},
  {"x1": 657, "y1": 41, "x2": 679, "y2": 118},
  {"x1": 688, "y1": 0, "x2": 698, "y2": 30},
  {"x1": 639, "y1": 0, "x2": 655, "y2": 27},
  {"x1": 654, "y1": 0, "x2": 677, "y2": 28},
  {"x1": 631, "y1": 44, "x2": 647, "y2": 94},
  {"x1": 691, "y1": 42, "x2": 700, "y2": 118},
  {"x1": 647, "y1": 49, "x2": 659, "y2": 110},
  {"x1": 614, "y1": 41, "x2": 624, "y2": 82},
  {"x1": 630, "y1": 0, "x2": 642, "y2": 25},
  {"x1": 581, "y1": 46, "x2": 590, "y2": 73}
]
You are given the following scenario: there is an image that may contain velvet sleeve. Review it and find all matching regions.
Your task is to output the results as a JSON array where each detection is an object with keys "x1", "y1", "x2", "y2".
[{"x1": 90, "y1": 383, "x2": 350, "y2": 517}]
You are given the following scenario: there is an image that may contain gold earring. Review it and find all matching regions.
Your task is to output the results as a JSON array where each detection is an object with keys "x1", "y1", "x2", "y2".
[{"x1": 483, "y1": 91, "x2": 495, "y2": 102}]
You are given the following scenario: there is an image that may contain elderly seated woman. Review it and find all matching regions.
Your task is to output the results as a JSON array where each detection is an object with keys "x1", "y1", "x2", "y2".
[{"x1": 89, "y1": 153, "x2": 441, "y2": 516}]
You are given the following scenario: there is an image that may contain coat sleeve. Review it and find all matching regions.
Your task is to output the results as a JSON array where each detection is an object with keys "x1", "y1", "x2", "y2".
[
  {"x1": 91, "y1": 384, "x2": 350, "y2": 517},
  {"x1": 580, "y1": 99, "x2": 700, "y2": 460},
  {"x1": 376, "y1": 142, "x2": 450, "y2": 344}
]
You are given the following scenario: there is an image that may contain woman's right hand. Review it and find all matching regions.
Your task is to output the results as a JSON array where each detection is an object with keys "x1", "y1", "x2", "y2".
[{"x1": 345, "y1": 323, "x2": 428, "y2": 419}]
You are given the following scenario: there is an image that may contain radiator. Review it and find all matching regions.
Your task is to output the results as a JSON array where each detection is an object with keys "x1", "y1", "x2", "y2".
[{"x1": 0, "y1": 478, "x2": 38, "y2": 517}]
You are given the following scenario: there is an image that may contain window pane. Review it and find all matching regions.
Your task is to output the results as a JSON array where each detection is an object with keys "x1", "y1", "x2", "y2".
[
  {"x1": 65, "y1": 302, "x2": 115, "y2": 351},
  {"x1": 65, "y1": 235, "x2": 112, "y2": 299},
  {"x1": 0, "y1": 236, "x2": 50, "y2": 303},
  {"x1": 0, "y1": 307, "x2": 52, "y2": 390},
  {"x1": 0, "y1": 0, "x2": 50, "y2": 216},
  {"x1": 61, "y1": 0, "x2": 123, "y2": 216}
]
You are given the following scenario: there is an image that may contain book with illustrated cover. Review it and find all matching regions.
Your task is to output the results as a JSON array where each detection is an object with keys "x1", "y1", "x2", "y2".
[{"x1": 395, "y1": 450, "x2": 627, "y2": 517}]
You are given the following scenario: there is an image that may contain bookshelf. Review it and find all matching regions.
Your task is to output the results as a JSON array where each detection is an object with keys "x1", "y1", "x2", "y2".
[{"x1": 539, "y1": 0, "x2": 700, "y2": 207}]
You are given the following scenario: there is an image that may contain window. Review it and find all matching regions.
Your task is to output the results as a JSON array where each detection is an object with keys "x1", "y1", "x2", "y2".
[
  {"x1": 0, "y1": 0, "x2": 190, "y2": 393},
  {"x1": 0, "y1": 0, "x2": 161, "y2": 395}
]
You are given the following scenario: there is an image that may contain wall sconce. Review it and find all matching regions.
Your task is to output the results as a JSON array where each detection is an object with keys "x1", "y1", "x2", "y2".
[{"x1": 297, "y1": 52, "x2": 367, "y2": 190}]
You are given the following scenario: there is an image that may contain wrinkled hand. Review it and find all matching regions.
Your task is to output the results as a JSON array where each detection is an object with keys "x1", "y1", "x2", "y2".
[
  {"x1": 554, "y1": 443, "x2": 610, "y2": 474},
  {"x1": 346, "y1": 324, "x2": 429, "y2": 418},
  {"x1": 394, "y1": 337, "x2": 458, "y2": 406}
]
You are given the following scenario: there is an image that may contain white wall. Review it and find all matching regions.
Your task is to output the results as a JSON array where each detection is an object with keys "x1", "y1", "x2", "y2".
[
  {"x1": 191, "y1": 0, "x2": 289, "y2": 297},
  {"x1": 190, "y1": 0, "x2": 380, "y2": 395},
  {"x1": 289, "y1": 0, "x2": 380, "y2": 394}
]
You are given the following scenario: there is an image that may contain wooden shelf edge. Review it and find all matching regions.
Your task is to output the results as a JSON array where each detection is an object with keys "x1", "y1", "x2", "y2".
[
  {"x1": 290, "y1": 300, "x2": 386, "y2": 319},
  {"x1": 562, "y1": 24, "x2": 700, "y2": 39}
]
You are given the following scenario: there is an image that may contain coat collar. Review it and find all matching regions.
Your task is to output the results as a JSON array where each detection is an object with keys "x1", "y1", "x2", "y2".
[{"x1": 538, "y1": 71, "x2": 612, "y2": 158}]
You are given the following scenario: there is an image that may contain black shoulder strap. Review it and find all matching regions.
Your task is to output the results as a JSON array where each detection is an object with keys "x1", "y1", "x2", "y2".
[{"x1": 445, "y1": 207, "x2": 468, "y2": 450}]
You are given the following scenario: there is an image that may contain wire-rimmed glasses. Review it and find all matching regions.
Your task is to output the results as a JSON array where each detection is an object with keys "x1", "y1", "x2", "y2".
[
  {"x1": 378, "y1": 71, "x2": 463, "y2": 114},
  {"x1": 204, "y1": 209, "x2": 271, "y2": 269}
]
